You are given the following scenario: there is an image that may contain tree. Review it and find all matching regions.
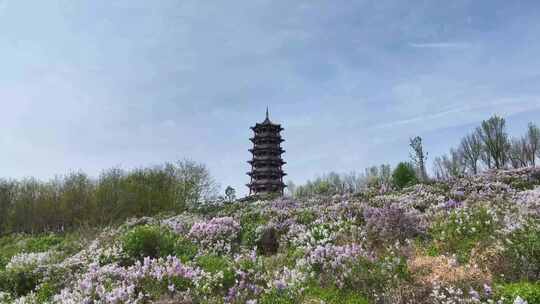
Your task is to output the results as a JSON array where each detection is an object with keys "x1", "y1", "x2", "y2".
[
  {"x1": 526, "y1": 122, "x2": 540, "y2": 166},
  {"x1": 433, "y1": 149, "x2": 465, "y2": 180},
  {"x1": 285, "y1": 181, "x2": 296, "y2": 197},
  {"x1": 174, "y1": 159, "x2": 219, "y2": 209},
  {"x1": 392, "y1": 162, "x2": 418, "y2": 189},
  {"x1": 460, "y1": 132, "x2": 482, "y2": 174},
  {"x1": 224, "y1": 186, "x2": 236, "y2": 202},
  {"x1": 409, "y1": 136, "x2": 428, "y2": 181},
  {"x1": 509, "y1": 137, "x2": 529, "y2": 169},
  {"x1": 477, "y1": 115, "x2": 510, "y2": 169},
  {"x1": 0, "y1": 180, "x2": 16, "y2": 235}
]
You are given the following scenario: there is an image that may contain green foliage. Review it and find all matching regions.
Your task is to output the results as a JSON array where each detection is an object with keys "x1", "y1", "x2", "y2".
[
  {"x1": 304, "y1": 283, "x2": 369, "y2": 304},
  {"x1": 139, "y1": 276, "x2": 194, "y2": 299},
  {"x1": 0, "y1": 266, "x2": 41, "y2": 297},
  {"x1": 239, "y1": 211, "x2": 268, "y2": 247},
  {"x1": 35, "y1": 282, "x2": 57, "y2": 303},
  {"x1": 195, "y1": 254, "x2": 235, "y2": 291},
  {"x1": 0, "y1": 160, "x2": 217, "y2": 235},
  {"x1": 260, "y1": 289, "x2": 298, "y2": 304},
  {"x1": 501, "y1": 220, "x2": 540, "y2": 281},
  {"x1": 122, "y1": 225, "x2": 177, "y2": 261},
  {"x1": 23, "y1": 234, "x2": 64, "y2": 252},
  {"x1": 496, "y1": 282, "x2": 540, "y2": 304},
  {"x1": 296, "y1": 209, "x2": 317, "y2": 225},
  {"x1": 348, "y1": 254, "x2": 410, "y2": 298},
  {"x1": 174, "y1": 236, "x2": 198, "y2": 263},
  {"x1": 0, "y1": 233, "x2": 80, "y2": 271},
  {"x1": 392, "y1": 162, "x2": 418, "y2": 189},
  {"x1": 430, "y1": 207, "x2": 496, "y2": 263}
]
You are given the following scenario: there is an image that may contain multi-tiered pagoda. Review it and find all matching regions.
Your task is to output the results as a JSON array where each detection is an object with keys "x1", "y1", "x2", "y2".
[{"x1": 247, "y1": 109, "x2": 286, "y2": 196}]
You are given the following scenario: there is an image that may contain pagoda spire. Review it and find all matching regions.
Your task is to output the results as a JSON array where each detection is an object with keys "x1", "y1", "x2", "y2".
[{"x1": 263, "y1": 107, "x2": 271, "y2": 124}]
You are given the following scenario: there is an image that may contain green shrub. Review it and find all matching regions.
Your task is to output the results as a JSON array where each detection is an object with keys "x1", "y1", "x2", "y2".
[
  {"x1": 139, "y1": 276, "x2": 194, "y2": 299},
  {"x1": 296, "y1": 210, "x2": 317, "y2": 225},
  {"x1": 24, "y1": 235, "x2": 63, "y2": 253},
  {"x1": 430, "y1": 207, "x2": 496, "y2": 263},
  {"x1": 304, "y1": 284, "x2": 369, "y2": 304},
  {"x1": 35, "y1": 282, "x2": 57, "y2": 303},
  {"x1": 0, "y1": 267, "x2": 41, "y2": 297},
  {"x1": 496, "y1": 282, "x2": 540, "y2": 304},
  {"x1": 0, "y1": 233, "x2": 82, "y2": 271},
  {"x1": 239, "y1": 211, "x2": 267, "y2": 247},
  {"x1": 174, "y1": 237, "x2": 198, "y2": 262},
  {"x1": 122, "y1": 225, "x2": 177, "y2": 261},
  {"x1": 392, "y1": 162, "x2": 418, "y2": 189},
  {"x1": 260, "y1": 289, "x2": 298, "y2": 304},
  {"x1": 501, "y1": 220, "x2": 540, "y2": 281},
  {"x1": 195, "y1": 254, "x2": 235, "y2": 291}
]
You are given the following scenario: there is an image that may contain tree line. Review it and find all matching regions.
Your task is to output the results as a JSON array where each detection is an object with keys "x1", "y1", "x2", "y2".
[
  {"x1": 433, "y1": 116, "x2": 540, "y2": 180},
  {"x1": 0, "y1": 160, "x2": 218, "y2": 235},
  {"x1": 288, "y1": 115, "x2": 540, "y2": 198}
]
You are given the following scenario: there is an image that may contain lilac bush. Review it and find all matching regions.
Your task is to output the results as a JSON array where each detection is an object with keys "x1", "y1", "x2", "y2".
[
  {"x1": 363, "y1": 203, "x2": 426, "y2": 243},
  {"x1": 302, "y1": 243, "x2": 369, "y2": 288},
  {"x1": 188, "y1": 217, "x2": 241, "y2": 254},
  {"x1": 2, "y1": 167, "x2": 540, "y2": 303},
  {"x1": 54, "y1": 256, "x2": 206, "y2": 303}
]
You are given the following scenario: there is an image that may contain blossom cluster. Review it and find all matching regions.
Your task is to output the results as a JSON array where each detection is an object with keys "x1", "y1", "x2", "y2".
[
  {"x1": 6, "y1": 251, "x2": 56, "y2": 271},
  {"x1": 54, "y1": 256, "x2": 205, "y2": 304},
  {"x1": 188, "y1": 216, "x2": 241, "y2": 254},
  {"x1": 1, "y1": 167, "x2": 539, "y2": 304},
  {"x1": 303, "y1": 243, "x2": 367, "y2": 288}
]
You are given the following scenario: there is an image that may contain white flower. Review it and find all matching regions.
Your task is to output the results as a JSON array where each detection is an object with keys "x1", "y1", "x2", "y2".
[{"x1": 514, "y1": 296, "x2": 528, "y2": 304}]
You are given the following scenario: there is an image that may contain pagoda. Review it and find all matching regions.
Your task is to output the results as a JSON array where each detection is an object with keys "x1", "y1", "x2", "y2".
[{"x1": 247, "y1": 108, "x2": 287, "y2": 195}]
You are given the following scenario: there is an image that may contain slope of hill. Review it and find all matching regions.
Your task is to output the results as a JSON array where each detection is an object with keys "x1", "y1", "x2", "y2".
[{"x1": 1, "y1": 168, "x2": 539, "y2": 304}]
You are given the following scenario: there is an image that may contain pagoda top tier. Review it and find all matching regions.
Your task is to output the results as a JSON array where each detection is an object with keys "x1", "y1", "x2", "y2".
[{"x1": 250, "y1": 108, "x2": 283, "y2": 131}]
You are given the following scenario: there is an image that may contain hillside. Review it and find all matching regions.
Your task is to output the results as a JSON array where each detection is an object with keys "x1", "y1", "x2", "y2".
[{"x1": 1, "y1": 168, "x2": 539, "y2": 304}]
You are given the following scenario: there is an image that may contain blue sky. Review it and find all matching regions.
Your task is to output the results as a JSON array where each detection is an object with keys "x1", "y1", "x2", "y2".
[{"x1": 1, "y1": 0, "x2": 540, "y2": 195}]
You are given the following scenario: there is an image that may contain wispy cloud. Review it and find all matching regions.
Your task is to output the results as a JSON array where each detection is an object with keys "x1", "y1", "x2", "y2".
[{"x1": 408, "y1": 42, "x2": 473, "y2": 49}]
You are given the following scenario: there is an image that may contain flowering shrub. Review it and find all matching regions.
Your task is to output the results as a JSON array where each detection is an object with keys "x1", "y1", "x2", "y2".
[
  {"x1": 430, "y1": 206, "x2": 497, "y2": 263},
  {"x1": 0, "y1": 167, "x2": 539, "y2": 303},
  {"x1": 195, "y1": 254, "x2": 235, "y2": 292},
  {"x1": 54, "y1": 256, "x2": 206, "y2": 303},
  {"x1": 0, "y1": 251, "x2": 60, "y2": 297},
  {"x1": 5, "y1": 251, "x2": 56, "y2": 271},
  {"x1": 188, "y1": 217, "x2": 241, "y2": 254},
  {"x1": 496, "y1": 282, "x2": 540, "y2": 304},
  {"x1": 225, "y1": 250, "x2": 267, "y2": 303},
  {"x1": 499, "y1": 219, "x2": 540, "y2": 281},
  {"x1": 303, "y1": 243, "x2": 367, "y2": 288},
  {"x1": 161, "y1": 213, "x2": 203, "y2": 235},
  {"x1": 364, "y1": 203, "x2": 426, "y2": 244}
]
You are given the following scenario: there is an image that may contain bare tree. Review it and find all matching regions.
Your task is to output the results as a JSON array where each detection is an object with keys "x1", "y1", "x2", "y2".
[
  {"x1": 477, "y1": 115, "x2": 510, "y2": 169},
  {"x1": 285, "y1": 180, "x2": 296, "y2": 197},
  {"x1": 432, "y1": 149, "x2": 465, "y2": 180},
  {"x1": 409, "y1": 136, "x2": 428, "y2": 181},
  {"x1": 460, "y1": 132, "x2": 482, "y2": 174},
  {"x1": 509, "y1": 137, "x2": 529, "y2": 168},
  {"x1": 526, "y1": 122, "x2": 540, "y2": 166},
  {"x1": 433, "y1": 157, "x2": 447, "y2": 181}
]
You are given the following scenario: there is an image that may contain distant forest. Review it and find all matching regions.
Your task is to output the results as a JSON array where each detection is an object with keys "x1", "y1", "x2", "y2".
[{"x1": 0, "y1": 160, "x2": 218, "y2": 235}]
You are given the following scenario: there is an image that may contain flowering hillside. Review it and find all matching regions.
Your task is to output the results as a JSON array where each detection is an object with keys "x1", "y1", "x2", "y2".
[{"x1": 1, "y1": 168, "x2": 539, "y2": 304}]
